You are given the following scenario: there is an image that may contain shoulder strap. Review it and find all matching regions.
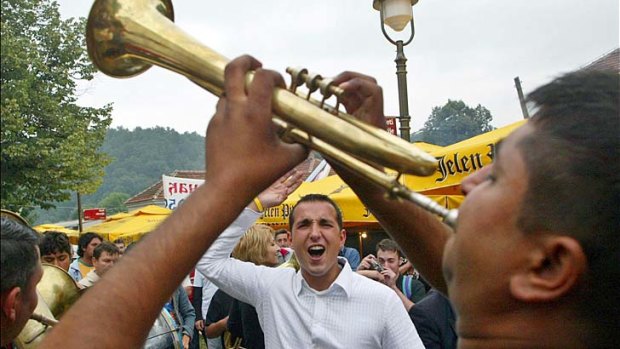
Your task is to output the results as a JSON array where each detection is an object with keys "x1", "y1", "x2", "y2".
[{"x1": 402, "y1": 275, "x2": 413, "y2": 299}]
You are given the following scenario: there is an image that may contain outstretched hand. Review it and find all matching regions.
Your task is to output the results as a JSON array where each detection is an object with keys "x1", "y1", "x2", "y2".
[
  {"x1": 333, "y1": 71, "x2": 385, "y2": 129},
  {"x1": 205, "y1": 55, "x2": 309, "y2": 202},
  {"x1": 256, "y1": 170, "x2": 304, "y2": 209}
]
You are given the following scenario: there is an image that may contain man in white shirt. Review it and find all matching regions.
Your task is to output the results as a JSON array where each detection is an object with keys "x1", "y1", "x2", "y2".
[{"x1": 198, "y1": 193, "x2": 423, "y2": 348}]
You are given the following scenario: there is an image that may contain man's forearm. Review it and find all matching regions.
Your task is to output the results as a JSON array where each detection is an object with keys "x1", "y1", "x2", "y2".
[
  {"x1": 40, "y1": 183, "x2": 253, "y2": 349},
  {"x1": 206, "y1": 318, "x2": 228, "y2": 338},
  {"x1": 331, "y1": 162, "x2": 451, "y2": 293},
  {"x1": 393, "y1": 286, "x2": 415, "y2": 311}
]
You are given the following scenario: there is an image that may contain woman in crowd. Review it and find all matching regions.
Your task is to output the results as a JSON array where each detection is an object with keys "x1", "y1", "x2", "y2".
[{"x1": 225, "y1": 224, "x2": 279, "y2": 349}]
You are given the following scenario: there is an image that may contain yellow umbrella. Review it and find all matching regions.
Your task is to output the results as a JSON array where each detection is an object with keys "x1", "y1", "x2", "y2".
[
  {"x1": 404, "y1": 120, "x2": 527, "y2": 195},
  {"x1": 33, "y1": 224, "x2": 81, "y2": 244},
  {"x1": 87, "y1": 205, "x2": 172, "y2": 243}
]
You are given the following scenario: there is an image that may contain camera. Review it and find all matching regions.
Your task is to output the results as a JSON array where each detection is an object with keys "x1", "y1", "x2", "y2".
[{"x1": 369, "y1": 260, "x2": 384, "y2": 272}]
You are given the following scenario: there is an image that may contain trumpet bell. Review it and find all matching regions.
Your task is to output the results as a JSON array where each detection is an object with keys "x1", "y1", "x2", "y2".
[{"x1": 87, "y1": 0, "x2": 175, "y2": 78}]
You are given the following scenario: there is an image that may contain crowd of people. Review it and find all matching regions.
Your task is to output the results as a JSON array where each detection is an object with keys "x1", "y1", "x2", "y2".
[{"x1": 1, "y1": 61, "x2": 617, "y2": 349}]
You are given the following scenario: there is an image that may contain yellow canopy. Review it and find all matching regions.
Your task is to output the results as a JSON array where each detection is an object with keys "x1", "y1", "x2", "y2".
[
  {"x1": 87, "y1": 205, "x2": 172, "y2": 243},
  {"x1": 404, "y1": 120, "x2": 526, "y2": 195},
  {"x1": 33, "y1": 224, "x2": 81, "y2": 244}
]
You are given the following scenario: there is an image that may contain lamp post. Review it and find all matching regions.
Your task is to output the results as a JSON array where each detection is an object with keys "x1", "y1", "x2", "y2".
[{"x1": 373, "y1": 0, "x2": 418, "y2": 142}]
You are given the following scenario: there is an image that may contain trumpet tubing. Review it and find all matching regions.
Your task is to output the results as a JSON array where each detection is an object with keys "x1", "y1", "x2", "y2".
[{"x1": 86, "y1": 0, "x2": 458, "y2": 227}]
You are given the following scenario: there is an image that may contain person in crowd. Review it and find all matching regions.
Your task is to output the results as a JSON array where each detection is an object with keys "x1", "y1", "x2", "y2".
[
  {"x1": 39, "y1": 58, "x2": 618, "y2": 349},
  {"x1": 39, "y1": 231, "x2": 72, "y2": 272},
  {"x1": 198, "y1": 191, "x2": 422, "y2": 348},
  {"x1": 68, "y1": 232, "x2": 102, "y2": 282},
  {"x1": 205, "y1": 288, "x2": 234, "y2": 348},
  {"x1": 192, "y1": 270, "x2": 221, "y2": 349},
  {"x1": 408, "y1": 289, "x2": 457, "y2": 349},
  {"x1": 358, "y1": 239, "x2": 427, "y2": 310},
  {"x1": 273, "y1": 229, "x2": 293, "y2": 265},
  {"x1": 337, "y1": 244, "x2": 361, "y2": 271},
  {"x1": 112, "y1": 238, "x2": 126, "y2": 255},
  {"x1": 1, "y1": 218, "x2": 43, "y2": 347},
  {"x1": 78, "y1": 242, "x2": 120, "y2": 289},
  {"x1": 226, "y1": 224, "x2": 280, "y2": 349},
  {"x1": 274, "y1": 229, "x2": 291, "y2": 248},
  {"x1": 164, "y1": 285, "x2": 196, "y2": 349},
  {"x1": 328, "y1": 70, "x2": 619, "y2": 347}
]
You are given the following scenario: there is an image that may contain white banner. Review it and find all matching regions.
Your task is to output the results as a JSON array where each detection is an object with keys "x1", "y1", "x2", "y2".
[{"x1": 162, "y1": 175, "x2": 204, "y2": 210}]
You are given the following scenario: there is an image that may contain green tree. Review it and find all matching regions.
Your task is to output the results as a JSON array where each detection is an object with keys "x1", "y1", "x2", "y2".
[
  {"x1": 413, "y1": 100, "x2": 495, "y2": 146},
  {"x1": 97, "y1": 192, "x2": 130, "y2": 215},
  {"x1": 1, "y1": 0, "x2": 112, "y2": 215}
]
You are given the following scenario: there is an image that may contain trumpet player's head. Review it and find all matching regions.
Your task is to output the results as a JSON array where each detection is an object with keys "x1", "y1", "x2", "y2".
[
  {"x1": 288, "y1": 194, "x2": 346, "y2": 291},
  {"x1": 1, "y1": 217, "x2": 43, "y2": 346},
  {"x1": 442, "y1": 70, "x2": 619, "y2": 347}
]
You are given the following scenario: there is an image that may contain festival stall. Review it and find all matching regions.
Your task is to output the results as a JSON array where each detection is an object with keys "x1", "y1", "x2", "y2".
[{"x1": 87, "y1": 205, "x2": 171, "y2": 243}]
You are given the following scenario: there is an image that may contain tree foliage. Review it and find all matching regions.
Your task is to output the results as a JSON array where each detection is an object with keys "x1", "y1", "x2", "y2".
[
  {"x1": 97, "y1": 192, "x2": 130, "y2": 215},
  {"x1": 1, "y1": 0, "x2": 112, "y2": 215},
  {"x1": 413, "y1": 100, "x2": 495, "y2": 146}
]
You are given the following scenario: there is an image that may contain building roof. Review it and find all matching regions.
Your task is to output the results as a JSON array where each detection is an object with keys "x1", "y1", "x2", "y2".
[
  {"x1": 580, "y1": 48, "x2": 619, "y2": 72},
  {"x1": 124, "y1": 152, "x2": 332, "y2": 205}
]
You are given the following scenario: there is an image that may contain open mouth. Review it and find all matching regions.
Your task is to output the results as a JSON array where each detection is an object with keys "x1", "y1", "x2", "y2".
[{"x1": 308, "y1": 245, "x2": 325, "y2": 258}]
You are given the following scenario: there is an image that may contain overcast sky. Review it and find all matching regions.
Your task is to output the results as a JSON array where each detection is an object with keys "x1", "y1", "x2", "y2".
[{"x1": 58, "y1": 0, "x2": 619, "y2": 135}]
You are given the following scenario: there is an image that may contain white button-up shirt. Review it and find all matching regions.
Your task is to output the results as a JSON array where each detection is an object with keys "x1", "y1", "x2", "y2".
[{"x1": 197, "y1": 209, "x2": 424, "y2": 349}]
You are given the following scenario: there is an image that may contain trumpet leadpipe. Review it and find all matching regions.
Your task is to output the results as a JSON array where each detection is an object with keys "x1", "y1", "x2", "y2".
[{"x1": 30, "y1": 313, "x2": 59, "y2": 327}]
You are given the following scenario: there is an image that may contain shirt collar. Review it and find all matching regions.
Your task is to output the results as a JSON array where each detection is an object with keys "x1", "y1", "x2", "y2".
[{"x1": 294, "y1": 257, "x2": 353, "y2": 298}]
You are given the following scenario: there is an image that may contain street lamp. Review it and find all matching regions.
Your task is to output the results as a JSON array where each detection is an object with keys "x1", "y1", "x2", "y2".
[{"x1": 373, "y1": 0, "x2": 418, "y2": 142}]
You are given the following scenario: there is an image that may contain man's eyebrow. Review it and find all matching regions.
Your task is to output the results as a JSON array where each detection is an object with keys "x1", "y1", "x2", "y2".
[{"x1": 295, "y1": 218, "x2": 311, "y2": 225}]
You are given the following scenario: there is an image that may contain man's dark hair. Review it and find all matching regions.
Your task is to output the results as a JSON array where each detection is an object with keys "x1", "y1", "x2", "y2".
[
  {"x1": 289, "y1": 194, "x2": 343, "y2": 231},
  {"x1": 39, "y1": 231, "x2": 72, "y2": 257},
  {"x1": 376, "y1": 238, "x2": 402, "y2": 258},
  {"x1": 93, "y1": 241, "x2": 120, "y2": 260},
  {"x1": 274, "y1": 229, "x2": 289, "y2": 238},
  {"x1": 517, "y1": 70, "x2": 619, "y2": 344},
  {"x1": 77, "y1": 232, "x2": 103, "y2": 257},
  {"x1": 1, "y1": 218, "x2": 40, "y2": 293}
]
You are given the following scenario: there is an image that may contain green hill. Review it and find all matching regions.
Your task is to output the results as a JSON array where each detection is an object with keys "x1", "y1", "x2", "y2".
[{"x1": 33, "y1": 127, "x2": 205, "y2": 224}]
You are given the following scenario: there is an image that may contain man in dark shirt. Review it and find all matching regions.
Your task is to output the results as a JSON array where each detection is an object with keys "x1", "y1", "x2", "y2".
[
  {"x1": 358, "y1": 239, "x2": 426, "y2": 310},
  {"x1": 408, "y1": 289, "x2": 457, "y2": 349},
  {"x1": 205, "y1": 289, "x2": 234, "y2": 348}
]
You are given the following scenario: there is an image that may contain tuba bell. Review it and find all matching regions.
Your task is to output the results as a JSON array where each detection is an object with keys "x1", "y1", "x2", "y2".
[{"x1": 14, "y1": 264, "x2": 82, "y2": 349}]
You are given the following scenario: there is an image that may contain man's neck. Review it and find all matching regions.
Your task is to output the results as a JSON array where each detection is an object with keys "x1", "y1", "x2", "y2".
[
  {"x1": 301, "y1": 260, "x2": 344, "y2": 292},
  {"x1": 80, "y1": 257, "x2": 93, "y2": 266},
  {"x1": 457, "y1": 305, "x2": 589, "y2": 348}
]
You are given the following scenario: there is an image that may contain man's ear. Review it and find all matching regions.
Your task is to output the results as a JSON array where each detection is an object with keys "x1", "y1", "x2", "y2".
[
  {"x1": 510, "y1": 236, "x2": 586, "y2": 302},
  {"x1": 1, "y1": 287, "x2": 21, "y2": 321},
  {"x1": 339, "y1": 229, "x2": 347, "y2": 246}
]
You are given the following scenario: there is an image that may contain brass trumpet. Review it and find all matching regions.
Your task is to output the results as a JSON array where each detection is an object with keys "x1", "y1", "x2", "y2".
[{"x1": 86, "y1": 0, "x2": 458, "y2": 227}]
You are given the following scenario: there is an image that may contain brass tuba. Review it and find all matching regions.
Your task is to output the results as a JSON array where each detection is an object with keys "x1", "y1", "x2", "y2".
[
  {"x1": 86, "y1": 0, "x2": 458, "y2": 227},
  {"x1": 14, "y1": 264, "x2": 82, "y2": 349}
]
